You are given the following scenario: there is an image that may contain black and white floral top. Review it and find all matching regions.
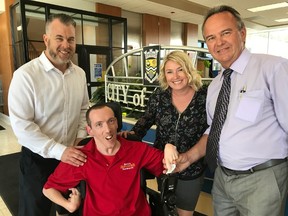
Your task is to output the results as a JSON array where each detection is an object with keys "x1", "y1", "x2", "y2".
[{"x1": 132, "y1": 86, "x2": 208, "y2": 180}]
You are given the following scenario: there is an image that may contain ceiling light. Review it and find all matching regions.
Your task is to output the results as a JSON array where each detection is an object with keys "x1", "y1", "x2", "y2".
[
  {"x1": 275, "y1": 18, "x2": 288, "y2": 22},
  {"x1": 247, "y1": 2, "x2": 288, "y2": 12}
]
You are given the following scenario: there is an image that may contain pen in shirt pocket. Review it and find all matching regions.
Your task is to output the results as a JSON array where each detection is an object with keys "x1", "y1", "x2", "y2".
[{"x1": 239, "y1": 85, "x2": 246, "y2": 98}]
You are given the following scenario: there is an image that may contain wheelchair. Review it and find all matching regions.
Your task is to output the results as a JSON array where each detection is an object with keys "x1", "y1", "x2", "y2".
[{"x1": 56, "y1": 102, "x2": 178, "y2": 216}]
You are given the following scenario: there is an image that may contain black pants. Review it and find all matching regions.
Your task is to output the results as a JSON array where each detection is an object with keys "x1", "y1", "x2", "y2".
[{"x1": 18, "y1": 147, "x2": 59, "y2": 216}]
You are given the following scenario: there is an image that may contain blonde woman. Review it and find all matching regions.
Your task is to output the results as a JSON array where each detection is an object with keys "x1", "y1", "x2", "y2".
[{"x1": 120, "y1": 50, "x2": 208, "y2": 216}]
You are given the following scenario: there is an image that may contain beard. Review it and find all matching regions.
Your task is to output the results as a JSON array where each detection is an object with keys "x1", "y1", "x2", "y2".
[
  {"x1": 47, "y1": 40, "x2": 74, "y2": 65},
  {"x1": 48, "y1": 48, "x2": 73, "y2": 65}
]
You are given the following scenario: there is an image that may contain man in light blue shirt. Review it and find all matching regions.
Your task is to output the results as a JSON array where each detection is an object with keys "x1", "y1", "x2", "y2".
[{"x1": 175, "y1": 5, "x2": 288, "y2": 216}]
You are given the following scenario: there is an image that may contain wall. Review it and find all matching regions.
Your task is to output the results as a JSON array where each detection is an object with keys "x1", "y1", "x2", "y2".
[
  {"x1": 96, "y1": 3, "x2": 121, "y2": 17},
  {"x1": 34, "y1": 0, "x2": 95, "y2": 12},
  {"x1": 142, "y1": 14, "x2": 171, "y2": 46},
  {"x1": 170, "y1": 21, "x2": 183, "y2": 45},
  {"x1": 122, "y1": 10, "x2": 142, "y2": 50},
  {"x1": 183, "y1": 23, "x2": 198, "y2": 47},
  {"x1": 0, "y1": 0, "x2": 14, "y2": 115}
]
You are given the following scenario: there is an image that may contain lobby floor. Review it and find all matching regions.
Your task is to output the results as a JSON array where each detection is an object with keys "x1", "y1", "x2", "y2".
[{"x1": 0, "y1": 114, "x2": 21, "y2": 216}]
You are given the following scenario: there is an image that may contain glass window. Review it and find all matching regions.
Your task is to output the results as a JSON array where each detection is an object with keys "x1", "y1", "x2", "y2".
[
  {"x1": 25, "y1": 5, "x2": 46, "y2": 41},
  {"x1": 90, "y1": 54, "x2": 107, "y2": 82},
  {"x1": 112, "y1": 20, "x2": 124, "y2": 48},
  {"x1": 268, "y1": 29, "x2": 288, "y2": 58},
  {"x1": 11, "y1": 4, "x2": 22, "y2": 43},
  {"x1": 247, "y1": 29, "x2": 288, "y2": 58},
  {"x1": 83, "y1": 15, "x2": 109, "y2": 46},
  {"x1": 50, "y1": 9, "x2": 83, "y2": 44}
]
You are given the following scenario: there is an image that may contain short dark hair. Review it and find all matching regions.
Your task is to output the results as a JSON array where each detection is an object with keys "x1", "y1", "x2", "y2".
[
  {"x1": 86, "y1": 103, "x2": 114, "y2": 127},
  {"x1": 45, "y1": 13, "x2": 76, "y2": 33},
  {"x1": 202, "y1": 5, "x2": 245, "y2": 37}
]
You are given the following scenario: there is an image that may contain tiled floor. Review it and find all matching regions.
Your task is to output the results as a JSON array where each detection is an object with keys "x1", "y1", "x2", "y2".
[
  {"x1": 0, "y1": 196, "x2": 12, "y2": 216},
  {"x1": 0, "y1": 113, "x2": 21, "y2": 216},
  {"x1": 0, "y1": 114, "x2": 21, "y2": 156}
]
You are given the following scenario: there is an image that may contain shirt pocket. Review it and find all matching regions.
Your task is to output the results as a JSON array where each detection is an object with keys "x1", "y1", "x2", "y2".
[{"x1": 235, "y1": 90, "x2": 264, "y2": 123}]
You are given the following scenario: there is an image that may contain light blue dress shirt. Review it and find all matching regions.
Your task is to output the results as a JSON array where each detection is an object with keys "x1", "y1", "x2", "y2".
[{"x1": 206, "y1": 48, "x2": 288, "y2": 170}]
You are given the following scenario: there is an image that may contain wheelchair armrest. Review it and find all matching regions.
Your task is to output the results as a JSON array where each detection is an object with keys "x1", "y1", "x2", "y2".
[{"x1": 126, "y1": 133, "x2": 142, "y2": 141}]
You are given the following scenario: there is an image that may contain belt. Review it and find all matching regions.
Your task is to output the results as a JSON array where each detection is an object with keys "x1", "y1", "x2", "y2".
[{"x1": 221, "y1": 158, "x2": 287, "y2": 176}]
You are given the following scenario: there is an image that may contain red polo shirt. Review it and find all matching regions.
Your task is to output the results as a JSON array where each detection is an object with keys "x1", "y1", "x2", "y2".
[{"x1": 44, "y1": 136, "x2": 164, "y2": 216}]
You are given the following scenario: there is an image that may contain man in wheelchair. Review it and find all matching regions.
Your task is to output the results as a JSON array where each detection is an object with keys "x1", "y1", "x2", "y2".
[{"x1": 43, "y1": 102, "x2": 178, "y2": 215}]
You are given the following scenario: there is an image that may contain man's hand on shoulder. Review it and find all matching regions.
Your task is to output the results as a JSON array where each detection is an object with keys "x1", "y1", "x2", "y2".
[{"x1": 61, "y1": 147, "x2": 87, "y2": 167}]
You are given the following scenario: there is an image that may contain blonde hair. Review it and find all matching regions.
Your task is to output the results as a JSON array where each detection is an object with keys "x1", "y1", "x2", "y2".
[{"x1": 158, "y1": 50, "x2": 202, "y2": 91}]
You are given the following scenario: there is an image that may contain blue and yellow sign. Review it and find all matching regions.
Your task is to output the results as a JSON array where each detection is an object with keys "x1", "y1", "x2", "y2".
[{"x1": 143, "y1": 45, "x2": 160, "y2": 85}]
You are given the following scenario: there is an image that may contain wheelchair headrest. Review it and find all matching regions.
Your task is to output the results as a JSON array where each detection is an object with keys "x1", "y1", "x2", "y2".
[{"x1": 105, "y1": 102, "x2": 122, "y2": 132}]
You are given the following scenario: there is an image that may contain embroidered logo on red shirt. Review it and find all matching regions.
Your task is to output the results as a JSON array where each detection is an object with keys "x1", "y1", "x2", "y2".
[{"x1": 120, "y1": 162, "x2": 135, "y2": 170}]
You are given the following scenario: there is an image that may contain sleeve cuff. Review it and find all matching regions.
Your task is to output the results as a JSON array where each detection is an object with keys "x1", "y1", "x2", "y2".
[{"x1": 51, "y1": 144, "x2": 67, "y2": 160}]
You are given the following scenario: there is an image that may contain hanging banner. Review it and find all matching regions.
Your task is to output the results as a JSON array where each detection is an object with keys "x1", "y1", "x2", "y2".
[{"x1": 143, "y1": 45, "x2": 160, "y2": 85}]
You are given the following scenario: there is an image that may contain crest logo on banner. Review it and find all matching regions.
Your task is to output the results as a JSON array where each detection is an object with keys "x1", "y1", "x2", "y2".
[{"x1": 143, "y1": 45, "x2": 160, "y2": 85}]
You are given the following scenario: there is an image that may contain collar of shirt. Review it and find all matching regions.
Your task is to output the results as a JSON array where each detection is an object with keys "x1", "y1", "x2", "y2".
[{"x1": 219, "y1": 48, "x2": 252, "y2": 80}]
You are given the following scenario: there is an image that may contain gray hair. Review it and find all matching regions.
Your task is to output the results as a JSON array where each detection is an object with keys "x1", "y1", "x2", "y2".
[
  {"x1": 45, "y1": 13, "x2": 76, "y2": 33},
  {"x1": 202, "y1": 5, "x2": 245, "y2": 38}
]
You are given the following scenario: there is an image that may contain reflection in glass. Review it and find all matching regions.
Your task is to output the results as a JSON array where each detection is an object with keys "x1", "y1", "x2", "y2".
[
  {"x1": 112, "y1": 21, "x2": 124, "y2": 48},
  {"x1": 25, "y1": 5, "x2": 45, "y2": 41},
  {"x1": 82, "y1": 14, "x2": 109, "y2": 46}
]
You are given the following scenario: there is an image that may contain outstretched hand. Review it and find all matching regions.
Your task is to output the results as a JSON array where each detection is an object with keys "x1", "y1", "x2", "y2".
[
  {"x1": 163, "y1": 151, "x2": 193, "y2": 174},
  {"x1": 164, "y1": 143, "x2": 178, "y2": 173},
  {"x1": 174, "y1": 152, "x2": 191, "y2": 173}
]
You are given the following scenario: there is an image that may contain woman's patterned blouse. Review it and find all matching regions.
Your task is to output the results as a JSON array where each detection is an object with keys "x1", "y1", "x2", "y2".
[{"x1": 132, "y1": 86, "x2": 208, "y2": 180}]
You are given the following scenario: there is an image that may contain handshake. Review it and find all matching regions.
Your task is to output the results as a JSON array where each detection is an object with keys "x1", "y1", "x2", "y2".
[
  {"x1": 163, "y1": 143, "x2": 192, "y2": 174},
  {"x1": 118, "y1": 130, "x2": 200, "y2": 174}
]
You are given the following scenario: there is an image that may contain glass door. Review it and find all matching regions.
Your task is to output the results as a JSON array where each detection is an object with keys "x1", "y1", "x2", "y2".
[{"x1": 75, "y1": 45, "x2": 110, "y2": 98}]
